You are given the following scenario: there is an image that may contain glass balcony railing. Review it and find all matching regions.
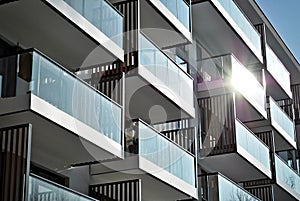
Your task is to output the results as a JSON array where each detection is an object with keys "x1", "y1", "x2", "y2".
[
  {"x1": 198, "y1": 54, "x2": 265, "y2": 114},
  {"x1": 139, "y1": 33, "x2": 193, "y2": 107},
  {"x1": 199, "y1": 173, "x2": 260, "y2": 201},
  {"x1": 269, "y1": 97, "x2": 295, "y2": 141},
  {"x1": 275, "y1": 154, "x2": 300, "y2": 199},
  {"x1": 15, "y1": 50, "x2": 122, "y2": 144},
  {"x1": 160, "y1": 0, "x2": 190, "y2": 30},
  {"x1": 216, "y1": 0, "x2": 261, "y2": 55},
  {"x1": 64, "y1": 0, "x2": 123, "y2": 47},
  {"x1": 235, "y1": 119, "x2": 271, "y2": 171},
  {"x1": 126, "y1": 119, "x2": 196, "y2": 186},
  {"x1": 231, "y1": 56, "x2": 265, "y2": 112},
  {"x1": 266, "y1": 44, "x2": 291, "y2": 95},
  {"x1": 28, "y1": 174, "x2": 96, "y2": 201}
]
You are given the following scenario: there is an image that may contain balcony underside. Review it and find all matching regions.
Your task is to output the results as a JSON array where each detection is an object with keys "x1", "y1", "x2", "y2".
[
  {"x1": 0, "y1": 0, "x2": 123, "y2": 69},
  {"x1": 199, "y1": 152, "x2": 270, "y2": 183},
  {"x1": 0, "y1": 94, "x2": 122, "y2": 171},
  {"x1": 265, "y1": 71, "x2": 292, "y2": 100},
  {"x1": 140, "y1": 0, "x2": 192, "y2": 49},
  {"x1": 90, "y1": 156, "x2": 197, "y2": 201},
  {"x1": 235, "y1": 93, "x2": 267, "y2": 122},
  {"x1": 245, "y1": 121, "x2": 297, "y2": 151},
  {"x1": 273, "y1": 184, "x2": 298, "y2": 201},
  {"x1": 192, "y1": 1, "x2": 262, "y2": 66},
  {"x1": 126, "y1": 68, "x2": 195, "y2": 124},
  {"x1": 197, "y1": 83, "x2": 266, "y2": 122}
]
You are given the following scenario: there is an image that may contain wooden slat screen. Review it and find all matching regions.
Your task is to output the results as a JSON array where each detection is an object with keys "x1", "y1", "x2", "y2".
[
  {"x1": 90, "y1": 179, "x2": 141, "y2": 201},
  {"x1": 276, "y1": 99, "x2": 294, "y2": 121},
  {"x1": 161, "y1": 127, "x2": 196, "y2": 154},
  {"x1": 198, "y1": 93, "x2": 236, "y2": 156},
  {"x1": 255, "y1": 131, "x2": 274, "y2": 151},
  {"x1": 291, "y1": 84, "x2": 300, "y2": 121},
  {"x1": 114, "y1": 0, "x2": 138, "y2": 69},
  {"x1": 246, "y1": 186, "x2": 274, "y2": 201},
  {"x1": 243, "y1": 179, "x2": 273, "y2": 188},
  {"x1": 0, "y1": 124, "x2": 32, "y2": 201}
]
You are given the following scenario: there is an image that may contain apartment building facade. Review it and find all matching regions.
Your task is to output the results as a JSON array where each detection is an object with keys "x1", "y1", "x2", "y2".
[{"x1": 0, "y1": 0, "x2": 299, "y2": 201}]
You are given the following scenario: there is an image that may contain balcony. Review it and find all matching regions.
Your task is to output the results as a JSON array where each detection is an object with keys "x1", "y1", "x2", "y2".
[
  {"x1": 90, "y1": 119, "x2": 198, "y2": 200},
  {"x1": 199, "y1": 93, "x2": 271, "y2": 182},
  {"x1": 125, "y1": 33, "x2": 194, "y2": 124},
  {"x1": 139, "y1": 0, "x2": 192, "y2": 48},
  {"x1": 246, "y1": 97, "x2": 296, "y2": 150},
  {"x1": 192, "y1": 0, "x2": 263, "y2": 65},
  {"x1": 197, "y1": 54, "x2": 267, "y2": 122},
  {"x1": 199, "y1": 173, "x2": 261, "y2": 201},
  {"x1": 0, "y1": 0, "x2": 124, "y2": 68},
  {"x1": 265, "y1": 44, "x2": 292, "y2": 99},
  {"x1": 273, "y1": 154, "x2": 300, "y2": 200},
  {"x1": 28, "y1": 174, "x2": 96, "y2": 201},
  {"x1": 0, "y1": 49, "x2": 123, "y2": 171}
]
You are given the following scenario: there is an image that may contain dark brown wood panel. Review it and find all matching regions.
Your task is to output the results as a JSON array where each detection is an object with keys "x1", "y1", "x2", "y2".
[
  {"x1": 246, "y1": 185, "x2": 274, "y2": 201},
  {"x1": 90, "y1": 179, "x2": 141, "y2": 201},
  {"x1": 198, "y1": 93, "x2": 236, "y2": 156},
  {"x1": 255, "y1": 131, "x2": 274, "y2": 151},
  {"x1": 291, "y1": 84, "x2": 300, "y2": 122},
  {"x1": 0, "y1": 124, "x2": 32, "y2": 201},
  {"x1": 161, "y1": 127, "x2": 196, "y2": 154}
]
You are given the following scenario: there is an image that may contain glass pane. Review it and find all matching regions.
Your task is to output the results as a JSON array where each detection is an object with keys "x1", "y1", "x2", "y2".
[
  {"x1": 231, "y1": 56, "x2": 265, "y2": 113},
  {"x1": 275, "y1": 155, "x2": 300, "y2": 199},
  {"x1": 29, "y1": 51, "x2": 122, "y2": 144},
  {"x1": 139, "y1": 34, "x2": 193, "y2": 105},
  {"x1": 269, "y1": 97, "x2": 295, "y2": 140},
  {"x1": 138, "y1": 121, "x2": 195, "y2": 186},
  {"x1": 218, "y1": 174, "x2": 260, "y2": 201},
  {"x1": 177, "y1": 0, "x2": 190, "y2": 29},
  {"x1": 64, "y1": 0, "x2": 123, "y2": 47},
  {"x1": 28, "y1": 175, "x2": 95, "y2": 201},
  {"x1": 236, "y1": 120, "x2": 270, "y2": 170},
  {"x1": 266, "y1": 45, "x2": 291, "y2": 95},
  {"x1": 159, "y1": 0, "x2": 190, "y2": 30}
]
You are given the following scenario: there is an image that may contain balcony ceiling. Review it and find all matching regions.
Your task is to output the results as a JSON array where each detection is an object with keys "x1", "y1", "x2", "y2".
[{"x1": 199, "y1": 153, "x2": 270, "y2": 182}]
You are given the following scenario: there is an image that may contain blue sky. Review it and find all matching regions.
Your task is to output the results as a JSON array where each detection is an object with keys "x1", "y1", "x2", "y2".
[{"x1": 256, "y1": 0, "x2": 300, "y2": 63}]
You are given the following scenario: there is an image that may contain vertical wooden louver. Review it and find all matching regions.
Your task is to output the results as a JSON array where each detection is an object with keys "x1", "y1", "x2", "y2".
[
  {"x1": 246, "y1": 186, "x2": 274, "y2": 201},
  {"x1": 276, "y1": 99, "x2": 294, "y2": 121},
  {"x1": 90, "y1": 179, "x2": 141, "y2": 201},
  {"x1": 255, "y1": 131, "x2": 274, "y2": 151},
  {"x1": 161, "y1": 127, "x2": 196, "y2": 154},
  {"x1": 198, "y1": 93, "x2": 236, "y2": 156},
  {"x1": 291, "y1": 84, "x2": 300, "y2": 121},
  {"x1": 0, "y1": 124, "x2": 32, "y2": 201}
]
